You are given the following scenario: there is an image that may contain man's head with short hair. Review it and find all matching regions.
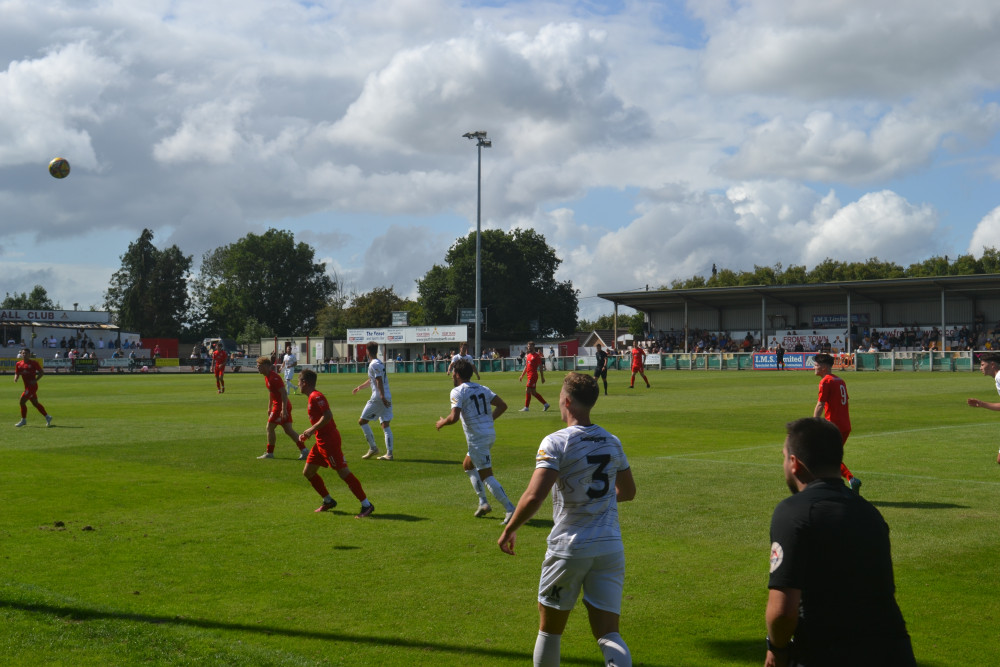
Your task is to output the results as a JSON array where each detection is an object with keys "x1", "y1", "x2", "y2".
[
  {"x1": 595, "y1": 342, "x2": 603, "y2": 350},
  {"x1": 979, "y1": 352, "x2": 1000, "y2": 377},
  {"x1": 256, "y1": 356, "x2": 272, "y2": 374},
  {"x1": 813, "y1": 353, "x2": 834, "y2": 367},
  {"x1": 783, "y1": 418, "x2": 844, "y2": 491},
  {"x1": 526, "y1": 341, "x2": 535, "y2": 353},
  {"x1": 562, "y1": 372, "x2": 599, "y2": 410},
  {"x1": 299, "y1": 368, "x2": 317, "y2": 388},
  {"x1": 366, "y1": 341, "x2": 379, "y2": 357},
  {"x1": 452, "y1": 358, "x2": 474, "y2": 382}
]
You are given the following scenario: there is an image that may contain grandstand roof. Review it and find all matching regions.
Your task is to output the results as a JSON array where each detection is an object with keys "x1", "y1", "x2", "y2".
[{"x1": 599, "y1": 274, "x2": 1000, "y2": 313}]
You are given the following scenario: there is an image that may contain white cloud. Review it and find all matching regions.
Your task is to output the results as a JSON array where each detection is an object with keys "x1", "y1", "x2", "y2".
[
  {"x1": 968, "y1": 206, "x2": 1000, "y2": 255},
  {"x1": 0, "y1": 0, "x2": 998, "y2": 326}
]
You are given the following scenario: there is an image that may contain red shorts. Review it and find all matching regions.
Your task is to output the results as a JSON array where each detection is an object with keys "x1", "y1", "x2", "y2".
[
  {"x1": 267, "y1": 401, "x2": 293, "y2": 425},
  {"x1": 20, "y1": 386, "x2": 38, "y2": 401},
  {"x1": 308, "y1": 431, "x2": 347, "y2": 470},
  {"x1": 525, "y1": 375, "x2": 538, "y2": 389},
  {"x1": 631, "y1": 365, "x2": 644, "y2": 373},
  {"x1": 214, "y1": 365, "x2": 225, "y2": 378}
]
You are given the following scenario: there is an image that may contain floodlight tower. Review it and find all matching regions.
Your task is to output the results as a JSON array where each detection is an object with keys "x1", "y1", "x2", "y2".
[{"x1": 462, "y1": 131, "x2": 491, "y2": 362}]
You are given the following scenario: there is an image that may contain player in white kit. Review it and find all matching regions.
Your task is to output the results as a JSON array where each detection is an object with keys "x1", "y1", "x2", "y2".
[
  {"x1": 281, "y1": 346, "x2": 298, "y2": 394},
  {"x1": 435, "y1": 359, "x2": 515, "y2": 522},
  {"x1": 353, "y1": 341, "x2": 394, "y2": 461},
  {"x1": 498, "y1": 372, "x2": 636, "y2": 667},
  {"x1": 447, "y1": 342, "x2": 480, "y2": 380}
]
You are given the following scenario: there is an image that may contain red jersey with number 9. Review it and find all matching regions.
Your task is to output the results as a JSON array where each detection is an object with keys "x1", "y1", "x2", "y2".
[{"x1": 818, "y1": 373, "x2": 851, "y2": 441}]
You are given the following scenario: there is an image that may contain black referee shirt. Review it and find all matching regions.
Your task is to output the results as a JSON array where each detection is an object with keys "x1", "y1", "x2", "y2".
[{"x1": 768, "y1": 478, "x2": 915, "y2": 666}]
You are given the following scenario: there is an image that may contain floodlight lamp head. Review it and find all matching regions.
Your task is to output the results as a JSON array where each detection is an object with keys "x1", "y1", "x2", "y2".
[
  {"x1": 482, "y1": 140, "x2": 492, "y2": 147},
  {"x1": 463, "y1": 131, "x2": 487, "y2": 139}
]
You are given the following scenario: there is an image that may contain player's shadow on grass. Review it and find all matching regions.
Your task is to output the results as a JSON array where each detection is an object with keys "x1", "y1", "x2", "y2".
[
  {"x1": 870, "y1": 501, "x2": 968, "y2": 510},
  {"x1": 324, "y1": 511, "x2": 428, "y2": 522},
  {"x1": 700, "y1": 639, "x2": 945, "y2": 667},
  {"x1": 396, "y1": 458, "x2": 461, "y2": 466},
  {"x1": 0, "y1": 598, "x2": 604, "y2": 665},
  {"x1": 700, "y1": 638, "x2": 761, "y2": 663}
]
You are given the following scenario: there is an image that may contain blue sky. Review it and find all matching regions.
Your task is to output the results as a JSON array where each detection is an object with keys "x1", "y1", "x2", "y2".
[{"x1": 2, "y1": 0, "x2": 1000, "y2": 321}]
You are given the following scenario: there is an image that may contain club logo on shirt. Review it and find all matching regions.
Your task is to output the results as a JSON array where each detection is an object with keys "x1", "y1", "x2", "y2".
[{"x1": 769, "y1": 542, "x2": 784, "y2": 573}]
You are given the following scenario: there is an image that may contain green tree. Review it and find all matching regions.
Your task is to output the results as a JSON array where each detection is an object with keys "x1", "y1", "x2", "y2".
[
  {"x1": 978, "y1": 247, "x2": 1000, "y2": 273},
  {"x1": 192, "y1": 229, "x2": 335, "y2": 337},
  {"x1": 104, "y1": 229, "x2": 192, "y2": 337},
  {"x1": 236, "y1": 316, "x2": 274, "y2": 351},
  {"x1": 2, "y1": 285, "x2": 59, "y2": 310},
  {"x1": 346, "y1": 287, "x2": 409, "y2": 329},
  {"x1": 417, "y1": 229, "x2": 579, "y2": 338}
]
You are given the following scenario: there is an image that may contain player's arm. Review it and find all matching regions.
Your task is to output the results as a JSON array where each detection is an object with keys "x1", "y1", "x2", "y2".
[
  {"x1": 813, "y1": 401, "x2": 825, "y2": 418},
  {"x1": 302, "y1": 407, "x2": 333, "y2": 439},
  {"x1": 375, "y1": 376, "x2": 389, "y2": 406},
  {"x1": 435, "y1": 406, "x2": 461, "y2": 430},
  {"x1": 491, "y1": 394, "x2": 507, "y2": 421},
  {"x1": 498, "y1": 467, "x2": 559, "y2": 556},
  {"x1": 518, "y1": 366, "x2": 526, "y2": 382},
  {"x1": 278, "y1": 385, "x2": 291, "y2": 419},
  {"x1": 967, "y1": 398, "x2": 1000, "y2": 411},
  {"x1": 765, "y1": 587, "x2": 800, "y2": 667},
  {"x1": 352, "y1": 378, "x2": 371, "y2": 395},
  {"x1": 539, "y1": 362, "x2": 545, "y2": 384},
  {"x1": 473, "y1": 364, "x2": 480, "y2": 380},
  {"x1": 616, "y1": 466, "x2": 636, "y2": 502}
]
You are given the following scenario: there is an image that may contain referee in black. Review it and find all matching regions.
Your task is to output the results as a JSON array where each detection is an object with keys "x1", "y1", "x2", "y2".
[
  {"x1": 765, "y1": 418, "x2": 916, "y2": 667},
  {"x1": 594, "y1": 342, "x2": 609, "y2": 396}
]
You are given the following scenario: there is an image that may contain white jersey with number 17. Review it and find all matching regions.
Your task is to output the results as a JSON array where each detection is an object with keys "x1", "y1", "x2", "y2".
[{"x1": 535, "y1": 423, "x2": 629, "y2": 559}]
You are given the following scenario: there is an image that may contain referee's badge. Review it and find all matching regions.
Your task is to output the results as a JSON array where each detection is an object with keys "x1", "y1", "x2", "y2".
[{"x1": 769, "y1": 542, "x2": 784, "y2": 573}]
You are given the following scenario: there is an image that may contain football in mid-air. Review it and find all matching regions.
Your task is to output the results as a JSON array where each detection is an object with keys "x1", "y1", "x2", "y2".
[{"x1": 48, "y1": 157, "x2": 71, "y2": 179}]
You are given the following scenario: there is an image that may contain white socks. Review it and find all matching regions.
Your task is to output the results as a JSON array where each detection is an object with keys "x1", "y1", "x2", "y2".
[
  {"x1": 533, "y1": 631, "x2": 560, "y2": 667},
  {"x1": 383, "y1": 425, "x2": 393, "y2": 455},
  {"x1": 466, "y1": 469, "x2": 488, "y2": 504},
  {"x1": 360, "y1": 423, "x2": 376, "y2": 450},
  {"x1": 598, "y1": 632, "x2": 631, "y2": 667},
  {"x1": 483, "y1": 475, "x2": 514, "y2": 511}
]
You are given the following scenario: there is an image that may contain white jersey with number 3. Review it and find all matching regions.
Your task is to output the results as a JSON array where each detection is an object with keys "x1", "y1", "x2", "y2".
[
  {"x1": 536, "y1": 423, "x2": 629, "y2": 559},
  {"x1": 450, "y1": 381, "x2": 497, "y2": 447}
]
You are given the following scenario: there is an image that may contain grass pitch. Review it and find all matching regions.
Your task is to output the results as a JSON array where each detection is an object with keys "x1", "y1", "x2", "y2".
[{"x1": 2, "y1": 368, "x2": 998, "y2": 665}]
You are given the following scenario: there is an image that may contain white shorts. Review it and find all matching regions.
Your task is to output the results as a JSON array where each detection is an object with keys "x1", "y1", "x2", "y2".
[
  {"x1": 361, "y1": 397, "x2": 393, "y2": 423},
  {"x1": 284, "y1": 368, "x2": 294, "y2": 381},
  {"x1": 537, "y1": 549, "x2": 625, "y2": 614},
  {"x1": 467, "y1": 437, "x2": 495, "y2": 470}
]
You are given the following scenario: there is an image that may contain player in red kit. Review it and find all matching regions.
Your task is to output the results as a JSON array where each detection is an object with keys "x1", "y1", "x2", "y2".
[
  {"x1": 255, "y1": 356, "x2": 308, "y2": 460},
  {"x1": 813, "y1": 353, "x2": 861, "y2": 494},
  {"x1": 517, "y1": 341, "x2": 549, "y2": 412},
  {"x1": 212, "y1": 345, "x2": 229, "y2": 393},
  {"x1": 14, "y1": 348, "x2": 51, "y2": 428},
  {"x1": 297, "y1": 369, "x2": 375, "y2": 518},
  {"x1": 629, "y1": 344, "x2": 650, "y2": 388}
]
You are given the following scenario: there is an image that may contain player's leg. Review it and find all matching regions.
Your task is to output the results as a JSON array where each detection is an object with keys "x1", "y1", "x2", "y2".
[
  {"x1": 582, "y1": 550, "x2": 631, "y2": 666},
  {"x1": 359, "y1": 406, "x2": 379, "y2": 458},
  {"x1": 378, "y1": 418, "x2": 393, "y2": 459},
  {"x1": 479, "y1": 467, "x2": 515, "y2": 522},
  {"x1": 29, "y1": 395, "x2": 49, "y2": 420},
  {"x1": 218, "y1": 368, "x2": 225, "y2": 393},
  {"x1": 629, "y1": 370, "x2": 636, "y2": 387},
  {"x1": 839, "y1": 433, "x2": 861, "y2": 493},
  {"x1": 259, "y1": 419, "x2": 278, "y2": 458},
  {"x1": 463, "y1": 455, "x2": 489, "y2": 509},
  {"x1": 303, "y1": 459, "x2": 337, "y2": 511},
  {"x1": 532, "y1": 389, "x2": 549, "y2": 410},
  {"x1": 535, "y1": 604, "x2": 571, "y2": 667},
  {"x1": 281, "y1": 422, "x2": 308, "y2": 458},
  {"x1": 535, "y1": 554, "x2": 587, "y2": 666},
  {"x1": 641, "y1": 370, "x2": 650, "y2": 387}
]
